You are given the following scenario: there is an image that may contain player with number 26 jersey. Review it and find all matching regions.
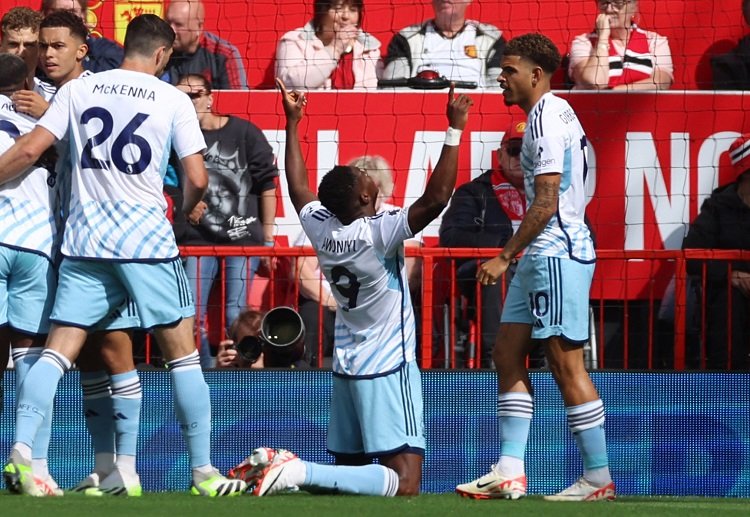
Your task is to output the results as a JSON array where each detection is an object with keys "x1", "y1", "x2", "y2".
[
  {"x1": 300, "y1": 203, "x2": 416, "y2": 377},
  {"x1": 37, "y1": 68, "x2": 205, "y2": 261}
]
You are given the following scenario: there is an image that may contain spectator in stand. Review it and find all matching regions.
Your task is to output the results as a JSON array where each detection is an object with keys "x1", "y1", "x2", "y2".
[
  {"x1": 164, "y1": 0, "x2": 248, "y2": 89},
  {"x1": 568, "y1": 0, "x2": 673, "y2": 90},
  {"x1": 438, "y1": 120, "x2": 525, "y2": 368},
  {"x1": 176, "y1": 74, "x2": 278, "y2": 368},
  {"x1": 682, "y1": 134, "x2": 750, "y2": 370},
  {"x1": 275, "y1": 0, "x2": 380, "y2": 90},
  {"x1": 712, "y1": 0, "x2": 750, "y2": 90},
  {"x1": 382, "y1": 0, "x2": 505, "y2": 88},
  {"x1": 40, "y1": 0, "x2": 123, "y2": 73}
]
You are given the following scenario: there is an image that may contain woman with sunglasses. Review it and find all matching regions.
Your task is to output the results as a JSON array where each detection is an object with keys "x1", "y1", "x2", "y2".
[
  {"x1": 568, "y1": 0, "x2": 673, "y2": 90},
  {"x1": 175, "y1": 74, "x2": 278, "y2": 368}
]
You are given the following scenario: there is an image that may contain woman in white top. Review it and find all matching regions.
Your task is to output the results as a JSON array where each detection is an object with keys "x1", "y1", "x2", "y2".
[{"x1": 275, "y1": 0, "x2": 381, "y2": 89}]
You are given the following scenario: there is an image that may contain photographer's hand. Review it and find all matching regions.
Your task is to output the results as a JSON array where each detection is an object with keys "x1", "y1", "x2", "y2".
[{"x1": 217, "y1": 340, "x2": 241, "y2": 368}]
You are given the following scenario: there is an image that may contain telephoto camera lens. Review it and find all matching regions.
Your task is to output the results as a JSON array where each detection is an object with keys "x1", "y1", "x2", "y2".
[{"x1": 234, "y1": 335, "x2": 264, "y2": 364}]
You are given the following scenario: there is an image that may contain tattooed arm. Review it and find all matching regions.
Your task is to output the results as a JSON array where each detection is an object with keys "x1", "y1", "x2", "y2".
[{"x1": 476, "y1": 173, "x2": 560, "y2": 284}]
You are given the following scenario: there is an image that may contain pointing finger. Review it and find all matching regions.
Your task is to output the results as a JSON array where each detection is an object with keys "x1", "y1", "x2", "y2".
[{"x1": 275, "y1": 77, "x2": 287, "y2": 95}]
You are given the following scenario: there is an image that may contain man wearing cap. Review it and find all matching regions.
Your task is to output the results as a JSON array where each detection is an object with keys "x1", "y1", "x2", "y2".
[
  {"x1": 438, "y1": 119, "x2": 526, "y2": 367},
  {"x1": 682, "y1": 134, "x2": 750, "y2": 369}
]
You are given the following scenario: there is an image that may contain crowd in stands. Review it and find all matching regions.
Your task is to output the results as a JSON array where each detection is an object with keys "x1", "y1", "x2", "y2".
[
  {"x1": 6, "y1": 0, "x2": 750, "y2": 91},
  {"x1": 1, "y1": 0, "x2": 748, "y2": 371}
]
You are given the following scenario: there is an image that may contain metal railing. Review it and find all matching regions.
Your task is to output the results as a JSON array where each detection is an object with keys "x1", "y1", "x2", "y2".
[{"x1": 134, "y1": 246, "x2": 750, "y2": 371}]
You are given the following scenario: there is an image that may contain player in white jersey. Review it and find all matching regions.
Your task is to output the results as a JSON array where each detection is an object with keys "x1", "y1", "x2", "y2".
[
  {"x1": 230, "y1": 78, "x2": 472, "y2": 498},
  {"x1": 456, "y1": 33, "x2": 614, "y2": 502},
  {"x1": 0, "y1": 56, "x2": 57, "y2": 476},
  {"x1": 28, "y1": 10, "x2": 146, "y2": 497},
  {"x1": 0, "y1": 14, "x2": 245, "y2": 497}
]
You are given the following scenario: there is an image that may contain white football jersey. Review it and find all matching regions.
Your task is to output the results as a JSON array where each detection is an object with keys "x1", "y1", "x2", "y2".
[
  {"x1": 420, "y1": 23, "x2": 484, "y2": 86},
  {"x1": 33, "y1": 77, "x2": 57, "y2": 101},
  {"x1": 521, "y1": 92, "x2": 595, "y2": 263},
  {"x1": 0, "y1": 95, "x2": 56, "y2": 259},
  {"x1": 38, "y1": 69, "x2": 205, "y2": 260},
  {"x1": 300, "y1": 201, "x2": 416, "y2": 377}
]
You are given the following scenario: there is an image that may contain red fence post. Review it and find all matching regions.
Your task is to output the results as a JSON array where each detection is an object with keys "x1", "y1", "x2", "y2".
[{"x1": 673, "y1": 255, "x2": 687, "y2": 371}]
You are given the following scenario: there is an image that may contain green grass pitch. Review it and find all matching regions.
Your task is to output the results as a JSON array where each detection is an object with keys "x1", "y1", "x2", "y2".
[{"x1": 1, "y1": 493, "x2": 748, "y2": 517}]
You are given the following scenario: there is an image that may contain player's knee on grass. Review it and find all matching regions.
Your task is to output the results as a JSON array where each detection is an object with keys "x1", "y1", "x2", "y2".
[
  {"x1": 394, "y1": 468, "x2": 421, "y2": 496},
  {"x1": 382, "y1": 452, "x2": 422, "y2": 496}
]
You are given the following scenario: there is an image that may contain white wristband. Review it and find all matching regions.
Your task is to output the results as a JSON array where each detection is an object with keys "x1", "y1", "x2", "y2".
[{"x1": 445, "y1": 127, "x2": 463, "y2": 146}]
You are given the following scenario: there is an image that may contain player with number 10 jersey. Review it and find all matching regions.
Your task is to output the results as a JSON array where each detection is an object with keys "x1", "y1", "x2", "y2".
[{"x1": 37, "y1": 69, "x2": 205, "y2": 261}]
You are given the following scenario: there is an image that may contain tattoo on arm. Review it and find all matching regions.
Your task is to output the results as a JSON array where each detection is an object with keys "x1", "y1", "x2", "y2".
[{"x1": 499, "y1": 174, "x2": 560, "y2": 260}]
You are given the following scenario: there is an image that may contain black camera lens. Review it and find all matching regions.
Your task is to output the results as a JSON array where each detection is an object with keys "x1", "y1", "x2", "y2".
[{"x1": 234, "y1": 335, "x2": 263, "y2": 364}]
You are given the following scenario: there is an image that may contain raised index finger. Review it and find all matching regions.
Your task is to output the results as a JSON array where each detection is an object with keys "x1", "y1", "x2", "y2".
[
  {"x1": 448, "y1": 82, "x2": 455, "y2": 102},
  {"x1": 275, "y1": 77, "x2": 288, "y2": 95}
]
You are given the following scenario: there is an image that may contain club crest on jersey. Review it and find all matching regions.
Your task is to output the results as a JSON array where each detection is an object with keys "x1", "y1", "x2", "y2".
[{"x1": 464, "y1": 45, "x2": 478, "y2": 58}]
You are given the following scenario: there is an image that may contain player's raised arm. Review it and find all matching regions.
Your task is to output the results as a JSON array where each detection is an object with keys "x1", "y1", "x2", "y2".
[
  {"x1": 0, "y1": 126, "x2": 57, "y2": 185},
  {"x1": 277, "y1": 78, "x2": 318, "y2": 214},
  {"x1": 407, "y1": 83, "x2": 473, "y2": 235}
]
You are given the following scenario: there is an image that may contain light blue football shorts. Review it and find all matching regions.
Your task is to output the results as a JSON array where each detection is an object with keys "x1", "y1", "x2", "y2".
[
  {"x1": 0, "y1": 246, "x2": 55, "y2": 335},
  {"x1": 500, "y1": 254, "x2": 595, "y2": 344},
  {"x1": 51, "y1": 257, "x2": 194, "y2": 330},
  {"x1": 94, "y1": 296, "x2": 140, "y2": 331},
  {"x1": 328, "y1": 361, "x2": 425, "y2": 458}
]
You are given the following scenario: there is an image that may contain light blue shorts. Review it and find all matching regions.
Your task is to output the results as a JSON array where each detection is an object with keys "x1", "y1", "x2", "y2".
[
  {"x1": 328, "y1": 361, "x2": 425, "y2": 457},
  {"x1": 51, "y1": 257, "x2": 193, "y2": 330},
  {"x1": 94, "y1": 297, "x2": 140, "y2": 331},
  {"x1": 0, "y1": 246, "x2": 55, "y2": 335},
  {"x1": 500, "y1": 255, "x2": 594, "y2": 344}
]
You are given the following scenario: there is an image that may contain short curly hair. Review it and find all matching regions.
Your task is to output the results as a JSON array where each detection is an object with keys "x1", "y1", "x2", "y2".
[
  {"x1": 1, "y1": 7, "x2": 42, "y2": 37},
  {"x1": 504, "y1": 33, "x2": 561, "y2": 75},
  {"x1": 317, "y1": 165, "x2": 359, "y2": 220}
]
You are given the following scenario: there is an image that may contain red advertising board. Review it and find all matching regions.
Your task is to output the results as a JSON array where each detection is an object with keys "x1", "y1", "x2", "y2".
[{"x1": 211, "y1": 90, "x2": 750, "y2": 299}]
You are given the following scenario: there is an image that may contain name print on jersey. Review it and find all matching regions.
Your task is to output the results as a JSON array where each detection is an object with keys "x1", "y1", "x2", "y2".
[
  {"x1": 92, "y1": 83, "x2": 156, "y2": 101},
  {"x1": 321, "y1": 237, "x2": 357, "y2": 254}
]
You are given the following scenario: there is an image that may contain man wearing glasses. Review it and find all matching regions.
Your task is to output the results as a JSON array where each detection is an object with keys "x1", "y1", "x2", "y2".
[
  {"x1": 568, "y1": 0, "x2": 673, "y2": 90},
  {"x1": 438, "y1": 120, "x2": 526, "y2": 368}
]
